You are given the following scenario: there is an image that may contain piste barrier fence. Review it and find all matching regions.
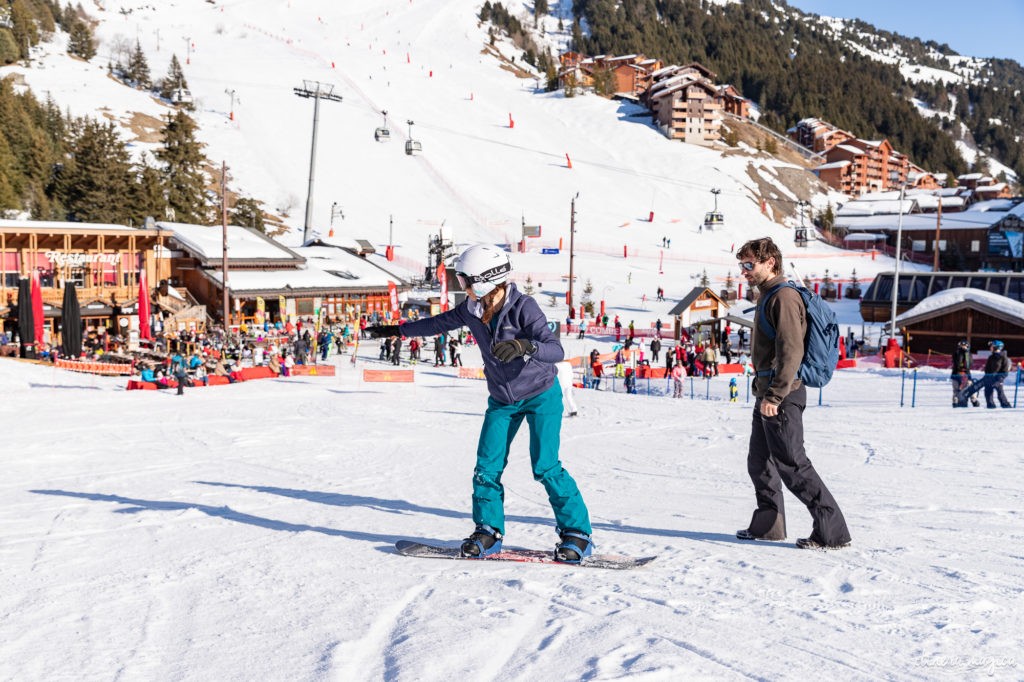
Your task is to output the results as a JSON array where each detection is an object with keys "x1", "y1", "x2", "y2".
[{"x1": 561, "y1": 363, "x2": 1022, "y2": 410}]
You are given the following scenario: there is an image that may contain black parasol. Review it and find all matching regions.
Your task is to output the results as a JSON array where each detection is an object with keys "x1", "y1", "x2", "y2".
[
  {"x1": 17, "y1": 278, "x2": 35, "y2": 359},
  {"x1": 61, "y1": 283, "x2": 83, "y2": 358}
]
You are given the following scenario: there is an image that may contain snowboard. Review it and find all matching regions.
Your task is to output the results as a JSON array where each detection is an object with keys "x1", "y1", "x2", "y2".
[{"x1": 395, "y1": 540, "x2": 655, "y2": 570}]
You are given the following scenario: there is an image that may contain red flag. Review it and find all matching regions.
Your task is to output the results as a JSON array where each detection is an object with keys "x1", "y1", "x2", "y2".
[
  {"x1": 436, "y1": 263, "x2": 448, "y2": 311},
  {"x1": 388, "y1": 280, "x2": 400, "y2": 321},
  {"x1": 138, "y1": 270, "x2": 152, "y2": 340},
  {"x1": 30, "y1": 269, "x2": 43, "y2": 348}
]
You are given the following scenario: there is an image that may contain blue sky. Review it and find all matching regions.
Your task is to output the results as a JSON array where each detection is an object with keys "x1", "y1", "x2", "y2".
[{"x1": 787, "y1": 0, "x2": 1024, "y2": 65}]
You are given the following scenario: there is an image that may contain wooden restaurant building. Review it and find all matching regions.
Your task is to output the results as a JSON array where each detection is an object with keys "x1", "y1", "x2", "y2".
[
  {"x1": 0, "y1": 219, "x2": 167, "y2": 345},
  {"x1": 161, "y1": 222, "x2": 412, "y2": 325}
]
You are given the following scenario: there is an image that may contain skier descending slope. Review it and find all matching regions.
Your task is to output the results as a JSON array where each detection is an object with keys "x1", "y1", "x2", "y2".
[{"x1": 366, "y1": 245, "x2": 594, "y2": 563}]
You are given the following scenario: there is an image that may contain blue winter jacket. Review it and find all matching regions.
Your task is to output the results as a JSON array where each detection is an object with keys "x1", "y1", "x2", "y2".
[{"x1": 396, "y1": 283, "x2": 562, "y2": 404}]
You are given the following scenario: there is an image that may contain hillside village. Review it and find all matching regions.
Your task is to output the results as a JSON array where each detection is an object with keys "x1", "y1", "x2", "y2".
[{"x1": 0, "y1": 0, "x2": 1022, "y2": 367}]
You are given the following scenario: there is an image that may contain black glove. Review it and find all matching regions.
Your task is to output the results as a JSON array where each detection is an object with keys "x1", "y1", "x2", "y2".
[
  {"x1": 366, "y1": 325, "x2": 401, "y2": 339},
  {"x1": 492, "y1": 338, "x2": 536, "y2": 362}
]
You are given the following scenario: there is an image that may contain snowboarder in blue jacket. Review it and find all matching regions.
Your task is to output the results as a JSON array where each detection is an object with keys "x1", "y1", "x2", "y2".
[{"x1": 367, "y1": 244, "x2": 593, "y2": 562}]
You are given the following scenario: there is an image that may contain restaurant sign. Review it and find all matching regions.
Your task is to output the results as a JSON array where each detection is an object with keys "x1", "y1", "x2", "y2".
[{"x1": 44, "y1": 251, "x2": 122, "y2": 267}]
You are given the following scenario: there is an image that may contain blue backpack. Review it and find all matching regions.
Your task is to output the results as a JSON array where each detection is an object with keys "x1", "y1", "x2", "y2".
[{"x1": 756, "y1": 281, "x2": 840, "y2": 388}]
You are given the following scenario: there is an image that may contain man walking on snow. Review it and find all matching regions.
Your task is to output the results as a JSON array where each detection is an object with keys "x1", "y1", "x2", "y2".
[{"x1": 734, "y1": 237, "x2": 851, "y2": 550}]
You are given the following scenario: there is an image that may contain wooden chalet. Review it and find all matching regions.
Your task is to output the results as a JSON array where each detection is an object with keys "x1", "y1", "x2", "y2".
[
  {"x1": 668, "y1": 287, "x2": 730, "y2": 339},
  {"x1": 892, "y1": 288, "x2": 1024, "y2": 356}
]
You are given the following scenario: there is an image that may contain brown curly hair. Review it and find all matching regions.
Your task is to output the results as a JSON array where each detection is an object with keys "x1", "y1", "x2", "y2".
[{"x1": 736, "y1": 237, "x2": 783, "y2": 275}]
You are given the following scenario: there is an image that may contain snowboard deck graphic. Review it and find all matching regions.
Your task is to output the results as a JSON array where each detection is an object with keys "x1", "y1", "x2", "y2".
[{"x1": 395, "y1": 540, "x2": 656, "y2": 570}]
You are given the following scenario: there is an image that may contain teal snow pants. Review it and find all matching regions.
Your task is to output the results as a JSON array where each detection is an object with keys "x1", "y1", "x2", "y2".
[{"x1": 473, "y1": 382, "x2": 592, "y2": 536}]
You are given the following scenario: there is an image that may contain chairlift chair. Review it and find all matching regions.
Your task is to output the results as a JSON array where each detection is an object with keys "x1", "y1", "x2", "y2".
[
  {"x1": 374, "y1": 109, "x2": 390, "y2": 142},
  {"x1": 703, "y1": 211, "x2": 724, "y2": 231},
  {"x1": 404, "y1": 119, "x2": 421, "y2": 155}
]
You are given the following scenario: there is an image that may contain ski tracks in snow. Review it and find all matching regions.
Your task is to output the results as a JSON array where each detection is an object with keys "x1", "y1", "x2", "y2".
[{"x1": 334, "y1": 583, "x2": 428, "y2": 680}]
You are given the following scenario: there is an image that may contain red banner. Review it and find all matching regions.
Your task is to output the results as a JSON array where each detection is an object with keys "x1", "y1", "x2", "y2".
[
  {"x1": 437, "y1": 263, "x2": 448, "y2": 311},
  {"x1": 388, "y1": 280, "x2": 400, "y2": 320},
  {"x1": 138, "y1": 270, "x2": 152, "y2": 340},
  {"x1": 363, "y1": 369, "x2": 415, "y2": 383},
  {"x1": 31, "y1": 269, "x2": 43, "y2": 347}
]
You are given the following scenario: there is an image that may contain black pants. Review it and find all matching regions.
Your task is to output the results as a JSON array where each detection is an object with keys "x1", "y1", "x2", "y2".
[
  {"x1": 959, "y1": 374, "x2": 1010, "y2": 408},
  {"x1": 746, "y1": 386, "x2": 851, "y2": 545}
]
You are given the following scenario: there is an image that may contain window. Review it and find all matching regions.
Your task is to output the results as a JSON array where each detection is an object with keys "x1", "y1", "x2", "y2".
[
  {"x1": 911, "y1": 240, "x2": 926, "y2": 252},
  {"x1": 908, "y1": 277, "x2": 930, "y2": 302},
  {"x1": 987, "y1": 278, "x2": 1007, "y2": 295},
  {"x1": 928, "y1": 276, "x2": 949, "y2": 296},
  {"x1": 1007, "y1": 278, "x2": 1024, "y2": 303},
  {"x1": 971, "y1": 240, "x2": 980, "y2": 253}
]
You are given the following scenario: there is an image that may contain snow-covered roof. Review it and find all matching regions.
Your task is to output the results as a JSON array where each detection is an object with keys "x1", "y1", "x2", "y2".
[
  {"x1": 833, "y1": 143, "x2": 865, "y2": 155},
  {"x1": 836, "y1": 199, "x2": 916, "y2": 216},
  {"x1": 835, "y1": 210, "x2": 1001, "y2": 232},
  {"x1": 815, "y1": 160, "x2": 851, "y2": 171},
  {"x1": 648, "y1": 73, "x2": 696, "y2": 94},
  {"x1": 650, "y1": 64, "x2": 680, "y2": 79},
  {"x1": 913, "y1": 194, "x2": 965, "y2": 211},
  {"x1": 896, "y1": 287, "x2": 1024, "y2": 327},
  {"x1": 190, "y1": 241, "x2": 412, "y2": 294},
  {"x1": 958, "y1": 172, "x2": 983, "y2": 180},
  {"x1": 963, "y1": 199, "x2": 1019, "y2": 213},
  {"x1": 0, "y1": 219, "x2": 153, "y2": 233},
  {"x1": 161, "y1": 221, "x2": 301, "y2": 263},
  {"x1": 975, "y1": 183, "x2": 1007, "y2": 193}
]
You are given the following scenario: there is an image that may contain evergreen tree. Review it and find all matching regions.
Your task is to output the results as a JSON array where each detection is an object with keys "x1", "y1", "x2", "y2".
[
  {"x1": 159, "y1": 54, "x2": 188, "y2": 99},
  {"x1": 9, "y1": 0, "x2": 40, "y2": 60},
  {"x1": 131, "y1": 155, "x2": 167, "y2": 222},
  {"x1": 0, "y1": 30, "x2": 20, "y2": 65},
  {"x1": 58, "y1": 117, "x2": 135, "y2": 223},
  {"x1": 127, "y1": 39, "x2": 151, "y2": 89},
  {"x1": 534, "y1": 0, "x2": 548, "y2": 25},
  {"x1": 231, "y1": 196, "x2": 265, "y2": 232},
  {"x1": 155, "y1": 110, "x2": 209, "y2": 223},
  {"x1": 0, "y1": 133, "x2": 20, "y2": 210},
  {"x1": 67, "y1": 20, "x2": 96, "y2": 60},
  {"x1": 523, "y1": 274, "x2": 535, "y2": 296}
]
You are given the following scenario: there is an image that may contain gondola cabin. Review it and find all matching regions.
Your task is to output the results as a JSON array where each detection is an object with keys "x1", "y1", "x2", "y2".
[
  {"x1": 405, "y1": 139, "x2": 422, "y2": 155},
  {"x1": 374, "y1": 127, "x2": 390, "y2": 142},
  {"x1": 703, "y1": 211, "x2": 724, "y2": 231}
]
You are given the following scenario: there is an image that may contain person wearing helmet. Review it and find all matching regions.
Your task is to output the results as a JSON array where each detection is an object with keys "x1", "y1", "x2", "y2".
[
  {"x1": 957, "y1": 340, "x2": 1012, "y2": 408},
  {"x1": 950, "y1": 339, "x2": 979, "y2": 408},
  {"x1": 365, "y1": 244, "x2": 594, "y2": 563}
]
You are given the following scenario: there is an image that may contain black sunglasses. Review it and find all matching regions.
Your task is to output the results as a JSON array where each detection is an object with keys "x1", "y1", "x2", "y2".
[{"x1": 738, "y1": 261, "x2": 757, "y2": 271}]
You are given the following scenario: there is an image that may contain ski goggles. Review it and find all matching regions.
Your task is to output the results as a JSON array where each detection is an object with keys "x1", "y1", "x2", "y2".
[
  {"x1": 454, "y1": 271, "x2": 481, "y2": 290},
  {"x1": 455, "y1": 263, "x2": 510, "y2": 295}
]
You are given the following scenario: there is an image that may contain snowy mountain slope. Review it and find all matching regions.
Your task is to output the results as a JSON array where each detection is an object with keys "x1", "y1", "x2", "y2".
[{"x1": 2, "y1": 0, "x2": 902, "y2": 299}]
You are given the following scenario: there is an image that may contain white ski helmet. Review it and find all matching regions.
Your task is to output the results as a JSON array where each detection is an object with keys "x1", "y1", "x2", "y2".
[{"x1": 454, "y1": 244, "x2": 512, "y2": 297}]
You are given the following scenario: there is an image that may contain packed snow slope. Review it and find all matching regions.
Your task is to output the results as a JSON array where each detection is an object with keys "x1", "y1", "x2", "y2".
[
  {"x1": 1, "y1": 350, "x2": 1022, "y2": 680},
  {"x1": 0, "y1": 0, "x2": 917, "y2": 298}
]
